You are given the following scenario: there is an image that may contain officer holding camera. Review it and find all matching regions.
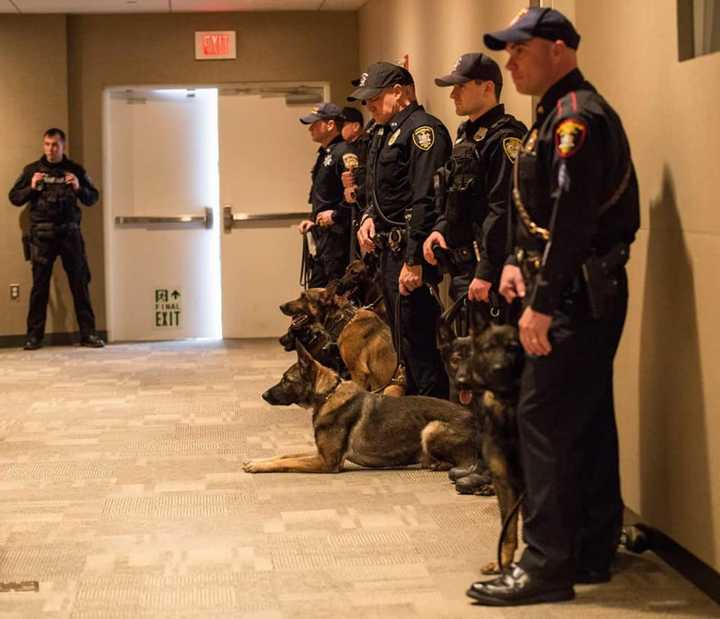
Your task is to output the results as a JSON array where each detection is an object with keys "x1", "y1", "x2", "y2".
[{"x1": 9, "y1": 128, "x2": 103, "y2": 350}]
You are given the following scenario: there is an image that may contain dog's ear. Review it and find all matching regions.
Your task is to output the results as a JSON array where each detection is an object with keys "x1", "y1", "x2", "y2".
[
  {"x1": 296, "y1": 342, "x2": 317, "y2": 378},
  {"x1": 436, "y1": 316, "x2": 455, "y2": 350},
  {"x1": 468, "y1": 302, "x2": 490, "y2": 339},
  {"x1": 319, "y1": 281, "x2": 338, "y2": 305}
]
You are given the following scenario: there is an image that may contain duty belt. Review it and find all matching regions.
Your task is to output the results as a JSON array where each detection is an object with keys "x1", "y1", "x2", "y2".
[{"x1": 32, "y1": 222, "x2": 80, "y2": 231}]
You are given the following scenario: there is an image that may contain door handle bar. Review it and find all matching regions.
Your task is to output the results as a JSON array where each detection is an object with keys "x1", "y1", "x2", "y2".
[
  {"x1": 115, "y1": 207, "x2": 213, "y2": 229},
  {"x1": 223, "y1": 206, "x2": 311, "y2": 232}
]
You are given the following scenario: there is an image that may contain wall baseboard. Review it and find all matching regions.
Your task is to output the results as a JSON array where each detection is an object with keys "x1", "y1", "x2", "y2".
[
  {"x1": 624, "y1": 510, "x2": 720, "y2": 605},
  {"x1": 0, "y1": 331, "x2": 108, "y2": 349}
]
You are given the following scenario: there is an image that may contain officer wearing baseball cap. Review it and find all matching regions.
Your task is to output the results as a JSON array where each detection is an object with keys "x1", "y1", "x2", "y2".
[
  {"x1": 298, "y1": 102, "x2": 354, "y2": 287},
  {"x1": 466, "y1": 8, "x2": 639, "y2": 607},
  {"x1": 423, "y1": 53, "x2": 526, "y2": 495},
  {"x1": 484, "y1": 6, "x2": 580, "y2": 50},
  {"x1": 347, "y1": 62, "x2": 414, "y2": 103},
  {"x1": 355, "y1": 61, "x2": 451, "y2": 398}
]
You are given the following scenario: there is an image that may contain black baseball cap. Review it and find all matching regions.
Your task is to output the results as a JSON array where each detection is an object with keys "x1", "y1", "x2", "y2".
[
  {"x1": 434, "y1": 53, "x2": 503, "y2": 89},
  {"x1": 347, "y1": 62, "x2": 414, "y2": 102},
  {"x1": 484, "y1": 7, "x2": 581, "y2": 51},
  {"x1": 340, "y1": 106, "x2": 364, "y2": 125},
  {"x1": 299, "y1": 102, "x2": 343, "y2": 125}
]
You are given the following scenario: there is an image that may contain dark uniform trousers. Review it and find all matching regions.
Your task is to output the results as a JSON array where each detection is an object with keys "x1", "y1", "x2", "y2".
[
  {"x1": 379, "y1": 248, "x2": 448, "y2": 399},
  {"x1": 308, "y1": 248, "x2": 347, "y2": 289},
  {"x1": 517, "y1": 272, "x2": 626, "y2": 583},
  {"x1": 28, "y1": 225, "x2": 96, "y2": 339}
]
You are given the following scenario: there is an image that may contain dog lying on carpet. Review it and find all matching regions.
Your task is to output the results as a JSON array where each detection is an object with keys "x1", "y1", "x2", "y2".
[{"x1": 242, "y1": 344, "x2": 475, "y2": 474}]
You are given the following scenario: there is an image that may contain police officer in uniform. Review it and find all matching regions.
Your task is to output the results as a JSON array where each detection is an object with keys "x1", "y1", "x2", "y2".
[
  {"x1": 466, "y1": 9, "x2": 640, "y2": 606},
  {"x1": 339, "y1": 106, "x2": 370, "y2": 258},
  {"x1": 298, "y1": 103, "x2": 355, "y2": 288},
  {"x1": 424, "y1": 53, "x2": 526, "y2": 303},
  {"x1": 423, "y1": 53, "x2": 527, "y2": 495},
  {"x1": 9, "y1": 128, "x2": 103, "y2": 350},
  {"x1": 353, "y1": 62, "x2": 451, "y2": 398}
]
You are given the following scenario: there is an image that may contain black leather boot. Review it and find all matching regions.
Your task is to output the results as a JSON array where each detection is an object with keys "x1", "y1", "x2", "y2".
[{"x1": 456, "y1": 470, "x2": 495, "y2": 496}]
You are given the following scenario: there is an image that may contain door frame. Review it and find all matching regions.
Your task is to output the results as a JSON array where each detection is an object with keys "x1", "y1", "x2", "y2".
[{"x1": 101, "y1": 81, "x2": 330, "y2": 341}]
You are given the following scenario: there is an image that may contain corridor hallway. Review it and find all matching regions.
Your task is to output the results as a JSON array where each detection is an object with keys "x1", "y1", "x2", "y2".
[{"x1": 0, "y1": 340, "x2": 717, "y2": 618}]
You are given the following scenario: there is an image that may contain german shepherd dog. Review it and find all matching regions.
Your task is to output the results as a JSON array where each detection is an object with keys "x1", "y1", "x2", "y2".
[
  {"x1": 278, "y1": 314, "x2": 348, "y2": 378},
  {"x1": 242, "y1": 344, "x2": 475, "y2": 474},
  {"x1": 280, "y1": 285, "x2": 401, "y2": 394},
  {"x1": 437, "y1": 303, "x2": 525, "y2": 574},
  {"x1": 335, "y1": 254, "x2": 387, "y2": 323}
]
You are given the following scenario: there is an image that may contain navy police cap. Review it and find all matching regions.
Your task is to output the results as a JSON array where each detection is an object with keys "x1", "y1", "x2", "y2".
[
  {"x1": 347, "y1": 62, "x2": 414, "y2": 102},
  {"x1": 484, "y1": 7, "x2": 580, "y2": 51},
  {"x1": 434, "y1": 53, "x2": 503, "y2": 88},
  {"x1": 299, "y1": 102, "x2": 343, "y2": 125}
]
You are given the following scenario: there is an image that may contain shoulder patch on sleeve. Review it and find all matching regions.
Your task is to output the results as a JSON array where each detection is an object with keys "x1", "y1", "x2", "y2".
[
  {"x1": 412, "y1": 125, "x2": 435, "y2": 151},
  {"x1": 342, "y1": 153, "x2": 359, "y2": 170},
  {"x1": 555, "y1": 118, "x2": 587, "y2": 158},
  {"x1": 502, "y1": 136, "x2": 522, "y2": 162}
]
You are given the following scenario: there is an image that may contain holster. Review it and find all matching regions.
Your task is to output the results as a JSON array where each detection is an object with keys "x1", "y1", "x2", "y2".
[{"x1": 581, "y1": 243, "x2": 629, "y2": 320}]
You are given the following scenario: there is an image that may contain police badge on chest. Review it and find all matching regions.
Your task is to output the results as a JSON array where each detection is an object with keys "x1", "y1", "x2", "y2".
[{"x1": 323, "y1": 153, "x2": 333, "y2": 167}]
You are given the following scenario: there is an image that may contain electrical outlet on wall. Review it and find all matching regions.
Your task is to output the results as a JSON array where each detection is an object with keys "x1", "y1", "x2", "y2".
[{"x1": 9, "y1": 284, "x2": 20, "y2": 301}]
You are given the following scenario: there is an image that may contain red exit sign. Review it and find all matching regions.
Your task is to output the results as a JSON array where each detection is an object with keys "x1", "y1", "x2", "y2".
[{"x1": 194, "y1": 31, "x2": 236, "y2": 60}]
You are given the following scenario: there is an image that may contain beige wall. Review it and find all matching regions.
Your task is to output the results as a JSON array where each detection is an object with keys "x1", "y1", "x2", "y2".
[
  {"x1": 0, "y1": 16, "x2": 70, "y2": 337},
  {"x1": 575, "y1": 0, "x2": 720, "y2": 571},
  {"x1": 358, "y1": 0, "x2": 534, "y2": 132},
  {"x1": 360, "y1": 0, "x2": 720, "y2": 571}
]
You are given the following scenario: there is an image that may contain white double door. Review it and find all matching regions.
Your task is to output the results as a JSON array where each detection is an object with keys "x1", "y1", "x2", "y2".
[{"x1": 104, "y1": 84, "x2": 323, "y2": 341}]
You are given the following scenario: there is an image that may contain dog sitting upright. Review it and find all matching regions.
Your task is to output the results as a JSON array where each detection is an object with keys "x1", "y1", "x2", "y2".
[
  {"x1": 438, "y1": 302, "x2": 525, "y2": 573},
  {"x1": 279, "y1": 285, "x2": 400, "y2": 393},
  {"x1": 335, "y1": 254, "x2": 387, "y2": 323},
  {"x1": 242, "y1": 344, "x2": 475, "y2": 474}
]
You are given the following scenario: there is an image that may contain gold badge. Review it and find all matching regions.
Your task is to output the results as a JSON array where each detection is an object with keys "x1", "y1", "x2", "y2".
[
  {"x1": 503, "y1": 137, "x2": 522, "y2": 162},
  {"x1": 412, "y1": 126, "x2": 435, "y2": 151},
  {"x1": 555, "y1": 118, "x2": 587, "y2": 158},
  {"x1": 342, "y1": 153, "x2": 359, "y2": 170},
  {"x1": 387, "y1": 128, "x2": 401, "y2": 146},
  {"x1": 473, "y1": 127, "x2": 488, "y2": 142}
]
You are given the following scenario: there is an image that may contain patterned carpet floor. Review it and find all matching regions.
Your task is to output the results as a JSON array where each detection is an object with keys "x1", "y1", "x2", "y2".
[{"x1": 0, "y1": 339, "x2": 717, "y2": 618}]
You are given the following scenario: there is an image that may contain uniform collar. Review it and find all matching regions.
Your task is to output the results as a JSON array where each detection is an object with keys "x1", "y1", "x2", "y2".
[
  {"x1": 536, "y1": 68, "x2": 588, "y2": 121},
  {"x1": 388, "y1": 101, "x2": 421, "y2": 130},
  {"x1": 41, "y1": 155, "x2": 67, "y2": 168},
  {"x1": 465, "y1": 103, "x2": 505, "y2": 137},
  {"x1": 318, "y1": 134, "x2": 344, "y2": 154}
]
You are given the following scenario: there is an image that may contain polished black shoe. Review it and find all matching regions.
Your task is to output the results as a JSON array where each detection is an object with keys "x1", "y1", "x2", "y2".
[
  {"x1": 80, "y1": 334, "x2": 105, "y2": 348},
  {"x1": 575, "y1": 568, "x2": 611, "y2": 584},
  {"x1": 448, "y1": 463, "x2": 476, "y2": 482},
  {"x1": 466, "y1": 565, "x2": 575, "y2": 606},
  {"x1": 23, "y1": 336, "x2": 42, "y2": 350},
  {"x1": 456, "y1": 472, "x2": 495, "y2": 496}
]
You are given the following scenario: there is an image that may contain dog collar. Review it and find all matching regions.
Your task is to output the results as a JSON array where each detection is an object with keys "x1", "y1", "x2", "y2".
[{"x1": 317, "y1": 376, "x2": 343, "y2": 405}]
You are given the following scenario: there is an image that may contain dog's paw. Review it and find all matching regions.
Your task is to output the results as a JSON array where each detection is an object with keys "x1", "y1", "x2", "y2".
[
  {"x1": 242, "y1": 460, "x2": 258, "y2": 473},
  {"x1": 480, "y1": 561, "x2": 501, "y2": 575}
]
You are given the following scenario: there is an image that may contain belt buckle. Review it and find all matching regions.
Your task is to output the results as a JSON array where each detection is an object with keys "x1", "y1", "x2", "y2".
[{"x1": 388, "y1": 228, "x2": 403, "y2": 253}]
